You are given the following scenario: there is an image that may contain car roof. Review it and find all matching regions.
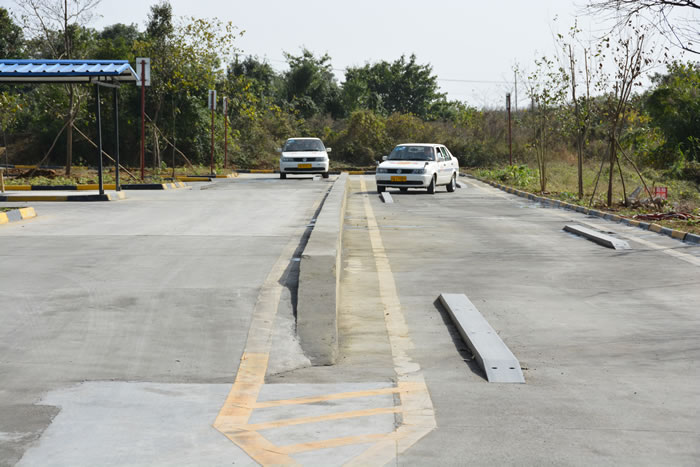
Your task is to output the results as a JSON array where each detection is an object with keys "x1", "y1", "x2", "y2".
[
  {"x1": 286, "y1": 137, "x2": 322, "y2": 141},
  {"x1": 395, "y1": 143, "x2": 442, "y2": 147}
]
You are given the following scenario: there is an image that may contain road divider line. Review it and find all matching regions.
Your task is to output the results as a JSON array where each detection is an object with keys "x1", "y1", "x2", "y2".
[{"x1": 344, "y1": 177, "x2": 437, "y2": 466}]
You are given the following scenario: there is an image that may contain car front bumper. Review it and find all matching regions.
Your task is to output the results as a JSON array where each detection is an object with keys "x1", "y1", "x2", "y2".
[
  {"x1": 280, "y1": 161, "x2": 329, "y2": 174},
  {"x1": 375, "y1": 173, "x2": 432, "y2": 188}
]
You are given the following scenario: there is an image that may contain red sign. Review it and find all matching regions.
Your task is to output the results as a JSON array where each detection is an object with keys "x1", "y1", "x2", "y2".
[{"x1": 654, "y1": 187, "x2": 668, "y2": 199}]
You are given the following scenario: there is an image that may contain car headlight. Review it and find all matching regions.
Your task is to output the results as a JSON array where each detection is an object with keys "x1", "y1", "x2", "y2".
[
  {"x1": 413, "y1": 168, "x2": 426, "y2": 174},
  {"x1": 376, "y1": 167, "x2": 388, "y2": 174}
]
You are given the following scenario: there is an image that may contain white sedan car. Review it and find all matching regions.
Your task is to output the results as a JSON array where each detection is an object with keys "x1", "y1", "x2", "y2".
[
  {"x1": 278, "y1": 137, "x2": 331, "y2": 179},
  {"x1": 375, "y1": 143, "x2": 459, "y2": 194}
]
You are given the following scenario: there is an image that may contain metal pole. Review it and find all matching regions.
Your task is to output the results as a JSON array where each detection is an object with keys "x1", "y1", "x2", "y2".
[
  {"x1": 95, "y1": 85, "x2": 104, "y2": 195},
  {"x1": 140, "y1": 60, "x2": 146, "y2": 180},
  {"x1": 506, "y1": 93, "x2": 512, "y2": 166},
  {"x1": 210, "y1": 106, "x2": 215, "y2": 175},
  {"x1": 514, "y1": 70, "x2": 518, "y2": 113},
  {"x1": 224, "y1": 99, "x2": 228, "y2": 170},
  {"x1": 113, "y1": 87, "x2": 120, "y2": 191},
  {"x1": 508, "y1": 104, "x2": 513, "y2": 166}
]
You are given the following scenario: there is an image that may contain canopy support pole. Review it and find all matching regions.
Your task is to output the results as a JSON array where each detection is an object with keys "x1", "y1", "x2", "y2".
[{"x1": 95, "y1": 84, "x2": 104, "y2": 195}]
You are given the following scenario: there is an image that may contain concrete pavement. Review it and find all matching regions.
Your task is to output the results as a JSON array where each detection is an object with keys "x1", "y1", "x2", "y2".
[
  {"x1": 2, "y1": 172, "x2": 698, "y2": 466},
  {"x1": 0, "y1": 175, "x2": 330, "y2": 466}
]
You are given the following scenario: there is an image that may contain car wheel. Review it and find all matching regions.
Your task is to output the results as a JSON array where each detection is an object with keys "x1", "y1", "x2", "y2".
[
  {"x1": 446, "y1": 174, "x2": 456, "y2": 192},
  {"x1": 400, "y1": 188, "x2": 408, "y2": 192},
  {"x1": 377, "y1": 185, "x2": 386, "y2": 193},
  {"x1": 280, "y1": 173, "x2": 286, "y2": 179},
  {"x1": 322, "y1": 172, "x2": 329, "y2": 179},
  {"x1": 427, "y1": 176, "x2": 436, "y2": 194}
]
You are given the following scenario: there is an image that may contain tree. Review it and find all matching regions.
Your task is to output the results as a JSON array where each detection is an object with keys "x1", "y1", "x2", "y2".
[
  {"x1": 282, "y1": 49, "x2": 341, "y2": 119},
  {"x1": 591, "y1": 23, "x2": 658, "y2": 207},
  {"x1": 15, "y1": 0, "x2": 102, "y2": 174},
  {"x1": 645, "y1": 61, "x2": 700, "y2": 163},
  {"x1": 342, "y1": 55, "x2": 444, "y2": 119},
  {"x1": 556, "y1": 21, "x2": 604, "y2": 199},
  {"x1": 523, "y1": 56, "x2": 568, "y2": 193},
  {"x1": 0, "y1": 7, "x2": 24, "y2": 57},
  {"x1": 588, "y1": 0, "x2": 700, "y2": 54}
]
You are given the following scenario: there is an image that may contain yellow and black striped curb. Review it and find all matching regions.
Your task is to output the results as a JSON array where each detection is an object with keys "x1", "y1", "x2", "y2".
[
  {"x1": 5, "y1": 182, "x2": 187, "y2": 191},
  {"x1": 0, "y1": 207, "x2": 36, "y2": 224},
  {"x1": 0, "y1": 192, "x2": 126, "y2": 202},
  {"x1": 220, "y1": 170, "x2": 375, "y2": 175},
  {"x1": 462, "y1": 174, "x2": 700, "y2": 245}
]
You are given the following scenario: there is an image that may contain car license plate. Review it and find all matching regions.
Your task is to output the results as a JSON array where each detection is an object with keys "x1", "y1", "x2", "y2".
[
  {"x1": 391, "y1": 176, "x2": 407, "y2": 182},
  {"x1": 298, "y1": 164, "x2": 312, "y2": 168}
]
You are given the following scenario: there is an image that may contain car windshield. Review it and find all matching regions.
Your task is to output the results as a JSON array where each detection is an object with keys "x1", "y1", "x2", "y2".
[
  {"x1": 387, "y1": 145, "x2": 436, "y2": 161},
  {"x1": 283, "y1": 139, "x2": 325, "y2": 152}
]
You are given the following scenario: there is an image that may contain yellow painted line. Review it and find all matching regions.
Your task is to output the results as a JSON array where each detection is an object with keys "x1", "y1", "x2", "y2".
[
  {"x1": 5, "y1": 185, "x2": 31, "y2": 190},
  {"x1": 253, "y1": 385, "x2": 418, "y2": 409},
  {"x1": 347, "y1": 170, "x2": 364, "y2": 175},
  {"x1": 76, "y1": 184, "x2": 117, "y2": 190},
  {"x1": 177, "y1": 177, "x2": 211, "y2": 182},
  {"x1": 279, "y1": 432, "x2": 400, "y2": 455},
  {"x1": 240, "y1": 407, "x2": 401, "y2": 432},
  {"x1": 226, "y1": 431, "x2": 300, "y2": 466},
  {"x1": 250, "y1": 169, "x2": 274, "y2": 173},
  {"x1": 213, "y1": 190, "x2": 330, "y2": 464},
  {"x1": 345, "y1": 177, "x2": 437, "y2": 465},
  {"x1": 649, "y1": 223, "x2": 663, "y2": 232},
  {"x1": 13, "y1": 164, "x2": 37, "y2": 169},
  {"x1": 0, "y1": 213, "x2": 8, "y2": 224},
  {"x1": 626, "y1": 219, "x2": 640, "y2": 227},
  {"x1": 671, "y1": 230, "x2": 687, "y2": 240}
]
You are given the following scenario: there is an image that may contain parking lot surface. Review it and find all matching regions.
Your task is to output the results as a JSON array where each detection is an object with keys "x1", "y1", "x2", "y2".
[{"x1": 1, "y1": 174, "x2": 698, "y2": 466}]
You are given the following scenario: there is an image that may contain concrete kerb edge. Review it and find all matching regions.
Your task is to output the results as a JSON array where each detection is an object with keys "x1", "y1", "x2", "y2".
[
  {"x1": 297, "y1": 172, "x2": 349, "y2": 365},
  {"x1": 0, "y1": 207, "x2": 37, "y2": 224},
  {"x1": 465, "y1": 172, "x2": 697, "y2": 245}
]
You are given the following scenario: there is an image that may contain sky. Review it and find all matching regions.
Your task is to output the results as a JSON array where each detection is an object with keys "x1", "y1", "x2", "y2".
[{"x1": 2, "y1": 0, "x2": 685, "y2": 108}]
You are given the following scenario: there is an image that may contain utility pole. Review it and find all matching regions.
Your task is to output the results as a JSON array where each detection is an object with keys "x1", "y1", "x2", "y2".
[
  {"x1": 506, "y1": 92, "x2": 513, "y2": 166},
  {"x1": 209, "y1": 90, "x2": 217, "y2": 175},
  {"x1": 514, "y1": 70, "x2": 518, "y2": 113},
  {"x1": 223, "y1": 97, "x2": 228, "y2": 170},
  {"x1": 140, "y1": 60, "x2": 146, "y2": 180}
]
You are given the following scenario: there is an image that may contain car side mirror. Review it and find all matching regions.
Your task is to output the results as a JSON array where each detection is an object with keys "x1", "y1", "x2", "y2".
[
  {"x1": 382, "y1": 156, "x2": 387, "y2": 161},
  {"x1": 326, "y1": 147, "x2": 332, "y2": 153}
]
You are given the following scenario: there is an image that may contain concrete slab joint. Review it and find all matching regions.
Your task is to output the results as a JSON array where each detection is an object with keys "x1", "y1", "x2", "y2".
[
  {"x1": 439, "y1": 293, "x2": 525, "y2": 384},
  {"x1": 297, "y1": 172, "x2": 349, "y2": 365}
]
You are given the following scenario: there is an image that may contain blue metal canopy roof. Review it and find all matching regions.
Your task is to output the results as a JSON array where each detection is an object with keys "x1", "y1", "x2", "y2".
[{"x1": 0, "y1": 59, "x2": 140, "y2": 83}]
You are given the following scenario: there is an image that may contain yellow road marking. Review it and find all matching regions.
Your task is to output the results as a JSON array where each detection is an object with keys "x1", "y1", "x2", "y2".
[
  {"x1": 344, "y1": 178, "x2": 437, "y2": 465},
  {"x1": 279, "y1": 433, "x2": 400, "y2": 455},
  {"x1": 240, "y1": 407, "x2": 401, "y2": 432},
  {"x1": 253, "y1": 384, "x2": 422, "y2": 408}
]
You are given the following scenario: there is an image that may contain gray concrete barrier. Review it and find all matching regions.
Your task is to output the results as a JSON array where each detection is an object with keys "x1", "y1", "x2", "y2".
[{"x1": 297, "y1": 172, "x2": 349, "y2": 365}]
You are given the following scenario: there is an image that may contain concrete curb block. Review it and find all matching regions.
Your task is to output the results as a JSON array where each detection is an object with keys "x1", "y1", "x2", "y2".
[
  {"x1": 298, "y1": 172, "x2": 349, "y2": 365},
  {"x1": 0, "y1": 207, "x2": 36, "y2": 224},
  {"x1": 0, "y1": 192, "x2": 126, "y2": 202},
  {"x1": 564, "y1": 224, "x2": 631, "y2": 250},
  {"x1": 5, "y1": 182, "x2": 188, "y2": 191},
  {"x1": 467, "y1": 173, "x2": 699, "y2": 245},
  {"x1": 439, "y1": 293, "x2": 525, "y2": 384}
]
